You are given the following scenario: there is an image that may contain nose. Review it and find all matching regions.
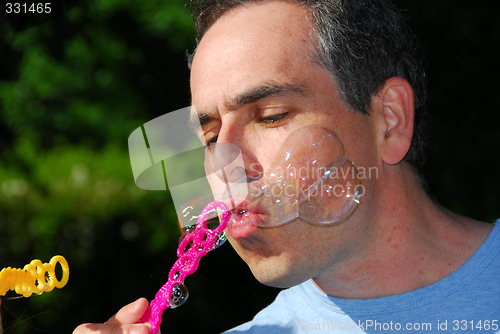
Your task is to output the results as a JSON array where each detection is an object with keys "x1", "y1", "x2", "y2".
[
  {"x1": 209, "y1": 143, "x2": 245, "y2": 183},
  {"x1": 206, "y1": 143, "x2": 263, "y2": 184},
  {"x1": 205, "y1": 116, "x2": 263, "y2": 185}
]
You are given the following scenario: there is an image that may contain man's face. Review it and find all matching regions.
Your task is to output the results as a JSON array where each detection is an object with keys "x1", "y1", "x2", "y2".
[{"x1": 190, "y1": 1, "x2": 379, "y2": 288}]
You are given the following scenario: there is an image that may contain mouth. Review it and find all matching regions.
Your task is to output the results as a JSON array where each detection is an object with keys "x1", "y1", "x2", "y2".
[{"x1": 226, "y1": 198, "x2": 263, "y2": 239}]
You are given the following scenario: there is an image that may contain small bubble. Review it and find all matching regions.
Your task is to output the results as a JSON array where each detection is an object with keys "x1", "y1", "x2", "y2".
[{"x1": 169, "y1": 283, "x2": 189, "y2": 308}]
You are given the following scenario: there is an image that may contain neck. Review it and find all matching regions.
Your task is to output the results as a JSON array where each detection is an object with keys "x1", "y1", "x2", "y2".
[{"x1": 312, "y1": 162, "x2": 492, "y2": 299}]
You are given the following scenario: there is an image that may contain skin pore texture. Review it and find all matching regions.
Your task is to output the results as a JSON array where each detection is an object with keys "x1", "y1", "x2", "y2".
[{"x1": 190, "y1": 1, "x2": 494, "y2": 299}]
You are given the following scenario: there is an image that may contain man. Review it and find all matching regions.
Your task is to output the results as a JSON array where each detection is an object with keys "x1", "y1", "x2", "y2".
[{"x1": 74, "y1": 0, "x2": 499, "y2": 333}]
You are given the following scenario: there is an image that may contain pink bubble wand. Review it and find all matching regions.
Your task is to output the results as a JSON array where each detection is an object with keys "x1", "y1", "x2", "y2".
[{"x1": 139, "y1": 201, "x2": 230, "y2": 334}]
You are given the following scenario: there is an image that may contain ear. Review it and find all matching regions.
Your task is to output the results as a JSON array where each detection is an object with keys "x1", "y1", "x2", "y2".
[{"x1": 375, "y1": 77, "x2": 415, "y2": 165}]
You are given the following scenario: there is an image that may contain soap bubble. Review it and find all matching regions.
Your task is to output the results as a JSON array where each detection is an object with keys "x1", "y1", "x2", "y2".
[
  {"x1": 169, "y1": 283, "x2": 189, "y2": 308},
  {"x1": 246, "y1": 125, "x2": 362, "y2": 227},
  {"x1": 288, "y1": 126, "x2": 362, "y2": 225},
  {"x1": 180, "y1": 125, "x2": 362, "y2": 229}
]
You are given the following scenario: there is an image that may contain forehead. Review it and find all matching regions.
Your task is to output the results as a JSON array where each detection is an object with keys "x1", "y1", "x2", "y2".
[{"x1": 190, "y1": 1, "x2": 317, "y2": 110}]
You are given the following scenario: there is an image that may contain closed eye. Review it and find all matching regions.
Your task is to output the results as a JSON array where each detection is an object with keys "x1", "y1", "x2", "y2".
[
  {"x1": 203, "y1": 136, "x2": 218, "y2": 150},
  {"x1": 203, "y1": 112, "x2": 288, "y2": 148},
  {"x1": 258, "y1": 112, "x2": 289, "y2": 124}
]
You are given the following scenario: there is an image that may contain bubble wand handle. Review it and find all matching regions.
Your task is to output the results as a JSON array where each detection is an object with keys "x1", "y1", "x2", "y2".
[{"x1": 139, "y1": 201, "x2": 230, "y2": 334}]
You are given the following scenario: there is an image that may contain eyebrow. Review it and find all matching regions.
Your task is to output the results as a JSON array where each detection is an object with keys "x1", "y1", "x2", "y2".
[
  {"x1": 225, "y1": 82, "x2": 309, "y2": 109},
  {"x1": 190, "y1": 82, "x2": 309, "y2": 130},
  {"x1": 188, "y1": 110, "x2": 209, "y2": 133}
]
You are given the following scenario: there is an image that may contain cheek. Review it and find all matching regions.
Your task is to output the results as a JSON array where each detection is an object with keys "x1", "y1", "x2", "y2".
[
  {"x1": 327, "y1": 112, "x2": 378, "y2": 169},
  {"x1": 243, "y1": 131, "x2": 289, "y2": 176},
  {"x1": 290, "y1": 109, "x2": 377, "y2": 171}
]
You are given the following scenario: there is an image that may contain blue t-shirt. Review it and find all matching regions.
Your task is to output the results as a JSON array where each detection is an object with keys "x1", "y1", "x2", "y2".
[{"x1": 225, "y1": 221, "x2": 500, "y2": 333}]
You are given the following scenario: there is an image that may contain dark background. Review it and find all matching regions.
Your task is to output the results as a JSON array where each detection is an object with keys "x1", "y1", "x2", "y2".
[{"x1": 0, "y1": 0, "x2": 498, "y2": 333}]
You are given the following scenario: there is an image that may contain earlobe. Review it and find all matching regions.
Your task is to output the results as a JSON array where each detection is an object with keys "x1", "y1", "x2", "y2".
[{"x1": 378, "y1": 77, "x2": 415, "y2": 165}]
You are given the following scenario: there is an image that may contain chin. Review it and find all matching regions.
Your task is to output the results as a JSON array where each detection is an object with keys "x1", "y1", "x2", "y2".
[
  {"x1": 253, "y1": 271, "x2": 308, "y2": 289},
  {"x1": 227, "y1": 226, "x2": 316, "y2": 289},
  {"x1": 247, "y1": 258, "x2": 310, "y2": 289}
]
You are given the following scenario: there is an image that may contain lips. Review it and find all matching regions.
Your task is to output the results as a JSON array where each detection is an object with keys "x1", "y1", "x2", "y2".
[{"x1": 226, "y1": 198, "x2": 263, "y2": 239}]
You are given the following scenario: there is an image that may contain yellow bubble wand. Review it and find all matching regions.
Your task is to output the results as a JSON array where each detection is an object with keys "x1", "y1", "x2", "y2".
[
  {"x1": 0, "y1": 255, "x2": 69, "y2": 297},
  {"x1": 0, "y1": 255, "x2": 69, "y2": 333}
]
